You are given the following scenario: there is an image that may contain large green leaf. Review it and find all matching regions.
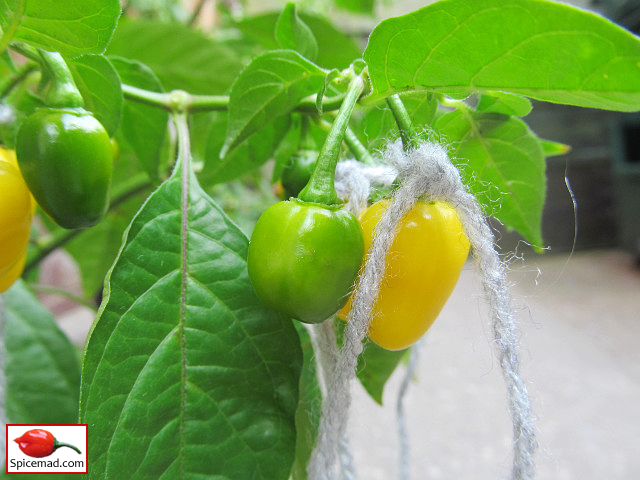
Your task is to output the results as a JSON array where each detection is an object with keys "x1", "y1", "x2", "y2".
[
  {"x1": 435, "y1": 109, "x2": 546, "y2": 247},
  {"x1": 79, "y1": 152, "x2": 302, "y2": 479},
  {"x1": 201, "y1": 111, "x2": 291, "y2": 186},
  {"x1": 69, "y1": 54, "x2": 123, "y2": 136},
  {"x1": 335, "y1": 0, "x2": 375, "y2": 15},
  {"x1": 276, "y1": 2, "x2": 318, "y2": 61},
  {"x1": 0, "y1": 0, "x2": 120, "y2": 57},
  {"x1": 221, "y1": 50, "x2": 325, "y2": 156},
  {"x1": 109, "y1": 56, "x2": 168, "y2": 182},
  {"x1": 364, "y1": 0, "x2": 640, "y2": 112},
  {"x1": 2, "y1": 281, "x2": 80, "y2": 425},
  {"x1": 290, "y1": 324, "x2": 321, "y2": 480},
  {"x1": 234, "y1": 12, "x2": 362, "y2": 70},
  {"x1": 106, "y1": 19, "x2": 245, "y2": 95}
]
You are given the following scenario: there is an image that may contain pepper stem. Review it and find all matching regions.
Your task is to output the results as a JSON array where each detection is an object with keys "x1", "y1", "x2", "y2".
[
  {"x1": 298, "y1": 72, "x2": 366, "y2": 205},
  {"x1": 386, "y1": 93, "x2": 417, "y2": 152},
  {"x1": 54, "y1": 439, "x2": 82, "y2": 455},
  {"x1": 37, "y1": 49, "x2": 84, "y2": 109}
]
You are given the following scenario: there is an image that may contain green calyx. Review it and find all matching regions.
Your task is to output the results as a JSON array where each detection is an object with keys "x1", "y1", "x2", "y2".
[
  {"x1": 297, "y1": 72, "x2": 366, "y2": 206},
  {"x1": 37, "y1": 50, "x2": 84, "y2": 109}
]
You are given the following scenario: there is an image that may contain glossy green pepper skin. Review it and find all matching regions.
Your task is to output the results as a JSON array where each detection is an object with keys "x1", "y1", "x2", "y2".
[
  {"x1": 281, "y1": 150, "x2": 317, "y2": 199},
  {"x1": 16, "y1": 107, "x2": 113, "y2": 229},
  {"x1": 248, "y1": 199, "x2": 364, "y2": 324}
]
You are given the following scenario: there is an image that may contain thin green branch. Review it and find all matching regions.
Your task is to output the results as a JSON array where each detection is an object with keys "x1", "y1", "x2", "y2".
[
  {"x1": 28, "y1": 284, "x2": 97, "y2": 311},
  {"x1": 0, "y1": 61, "x2": 37, "y2": 98},
  {"x1": 8, "y1": 42, "x2": 40, "y2": 62},
  {"x1": 0, "y1": 0, "x2": 26, "y2": 56},
  {"x1": 189, "y1": 0, "x2": 209, "y2": 26},
  {"x1": 24, "y1": 174, "x2": 152, "y2": 275},
  {"x1": 344, "y1": 127, "x2": 376, "y2": 166},
  {"x1": 386, "y1": 94, "x2": 418, "y2": 151},
  {"x1": 122, "y1": 83, "x2": 347, "y2": 114}
]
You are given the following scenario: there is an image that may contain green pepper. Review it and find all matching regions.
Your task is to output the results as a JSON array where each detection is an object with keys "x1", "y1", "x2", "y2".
[
  {"x1": 248, "y1": 73, "x2": 366, "y2": 323},
  {"x1": 248, "y1": 199, "x2": 363, "y2": 323},
  {"x1": 16, "y1": 107, "x2": 113, "y2": 229},
  {"x1": 281, "y1": 150, "x2": 317, "y2": 199},
  {"x1": 14, "y1": 49, "x2": 113, "y2": 229}
]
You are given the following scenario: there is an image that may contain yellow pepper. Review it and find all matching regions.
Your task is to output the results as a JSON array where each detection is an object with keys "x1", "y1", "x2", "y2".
[
  {"x1": 0, "y1": 147, "x2": 34, "y2": 293},
  {"x1": 339, "y1": 199, "x2": 470, "y2": 351}
]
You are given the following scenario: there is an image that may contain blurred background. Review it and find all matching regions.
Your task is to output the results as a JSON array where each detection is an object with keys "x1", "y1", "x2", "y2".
[{"x1": 37, "y1": 0, "x2": 640, "y2": 478}]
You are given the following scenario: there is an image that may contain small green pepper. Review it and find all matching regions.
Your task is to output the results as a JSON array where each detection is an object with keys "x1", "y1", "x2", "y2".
[
  {"x1": 248, "y1": 199, "x2": 363, "y2": 323},
  {"x1": 281, "y1": 150, "x2": 317, "y2": 199},
  {"x1": 16, "y1": 107, "x2": 113, "y2": 229},
  {"x1": 248, "y1": 73, "x2": 366, "y2": 323}
]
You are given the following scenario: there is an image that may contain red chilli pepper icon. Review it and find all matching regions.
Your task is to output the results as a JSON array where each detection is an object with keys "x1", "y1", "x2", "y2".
[{"x1": 14, "y1": 429, "x2": 81, "y2": 458}]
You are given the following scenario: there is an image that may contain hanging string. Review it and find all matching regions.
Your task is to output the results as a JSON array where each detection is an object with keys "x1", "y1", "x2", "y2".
[
  {"x1": 308, "y1": 139, "x2": 537, "y2": 480},
  {"x1": 397, "y1": 341, "x2": 422, "y2": 480}
]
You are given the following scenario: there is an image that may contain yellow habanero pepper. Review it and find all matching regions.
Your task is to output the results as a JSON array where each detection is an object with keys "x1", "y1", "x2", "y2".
[
  {"x1": 0, "y1": 147, "x2": 34, "y2": 293},
  {"x1": 339, "y1": 199, "x2": 470, "y2": 351}
]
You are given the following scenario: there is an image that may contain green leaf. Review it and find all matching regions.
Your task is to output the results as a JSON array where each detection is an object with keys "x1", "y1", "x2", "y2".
[
  {"x1": 221, "y1": 50, "x2": 325, "y2": 157},
  {"x1": 2, "y1": 280, "x2": 81, "y2": 425},
  {"x1": 364, "y1": 0, "x2": 640, "y2": 112},
  {"x1": 335, "y1": 0, "x2": 375, "y2": 15},
  {"x1": 335, "y1": 319, "x2": 408, "y2": 405},
  {"x1": 201, "y1": 111, "x2": 292, "y2": 186},
  {"x1": 106, "y1": 19, "x2": 245, "y2": 94},
  {"x1": 69, "y1": 54, "x2": 123, "y2": 136},
  {"x1": 109, "y1": 56, "x2": 168, "y2": 182},
  {"x1": 290, "y1": 324, "x2": 321, "y2": 480},
  {"x1": 435, "y1": 108, "x2": 546, "y2": 247},
  {"x1": 235, "y1": 12, "x2": 362, "y2": 70},
  {"x1": 0, "y1": 0, "x2": 120, "y2": 57},
  {"x1": 80, "y1": 156, "x2": 302, "y2": 479},
  {"x1": 276, "y1": 2, "x2": 318, "y2": 61},
  {"x1": 540, "y1": 138, "x2": 571, "y2": 157},
  {"x1": 271, "y1": 114, "x2": 303, "y2": 183},
  {"x1": 476, "y1": 91, "x2": 532, "y2": 117}
]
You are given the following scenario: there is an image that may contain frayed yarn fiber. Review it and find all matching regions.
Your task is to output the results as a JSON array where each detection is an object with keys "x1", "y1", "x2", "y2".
[{"x1": 308, "y1": 140, "x2": 537, "y2": 480}]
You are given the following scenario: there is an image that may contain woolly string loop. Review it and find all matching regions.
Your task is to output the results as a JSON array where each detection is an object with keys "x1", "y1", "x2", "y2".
[{"x1": 307, "y1": 140, "x2": 537, "y2": 480}]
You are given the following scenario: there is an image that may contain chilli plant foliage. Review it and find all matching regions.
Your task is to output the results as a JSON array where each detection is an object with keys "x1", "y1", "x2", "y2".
[{"x1": 1, "y1": 0, "x2": 639, "y2": 478}]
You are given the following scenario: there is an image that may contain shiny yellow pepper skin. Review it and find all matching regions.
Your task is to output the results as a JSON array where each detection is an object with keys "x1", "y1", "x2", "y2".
[
  {"x1": 0, "y1": 147, "x2": 34, "y2": 293},
  {"x1": 339, "y1": 199, "x2": 470, "y2": 351}
]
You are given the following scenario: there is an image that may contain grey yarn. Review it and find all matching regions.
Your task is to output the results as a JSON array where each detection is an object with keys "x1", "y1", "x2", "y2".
[
  {"x1": 397, "y1": 341, "x2": 422, "y2": 480},
  {"x1": 311, "y1": 322, "x2": 356, "y2": 480},
  {"x1": 308, "y1": 140, "x2": 537, "y2": 480}
]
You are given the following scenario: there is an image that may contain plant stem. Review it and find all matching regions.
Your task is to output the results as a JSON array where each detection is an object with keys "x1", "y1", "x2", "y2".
[
  {"x1": 0, "y1": 0, "x2": 25, "y2": 56},
  {"x1": 189, "y1": 0, "x2": 208, "y2": 25},
  {"x1": 121, "y1": 84, "x2": 229, "y2": 113},
  {"x1": 122, "y1": 83, "x2": 346, "y2": 114},
  {"x1": 37, "y1": 49, "x2": 84, "y2": 108},
  {"x1": 386, "y1": 94, "x2": 417, "y2": 151},
  {"x1": 344, "y1": 127, "x2": 376, "y2": 166},
  {"x1": 0, "y1": 61, "x2": 37, "y2": 98},
  {"x1": 298, "y1": 73, "x2": 366, "y2": 205},
  {"x1": 28, "y1": 284, "x2": 97, "y2": 311},
  {"x1": 23, "y1": 174, "x2": 152, "y2": 275},
  {"x1": 8, "y1": 42, "x2": 40, "y2": 62}
]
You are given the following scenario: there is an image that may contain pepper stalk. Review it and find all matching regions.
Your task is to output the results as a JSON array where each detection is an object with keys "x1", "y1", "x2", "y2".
[{"x1": 297, "y1": 72, "x2": 366, "y2": 206}]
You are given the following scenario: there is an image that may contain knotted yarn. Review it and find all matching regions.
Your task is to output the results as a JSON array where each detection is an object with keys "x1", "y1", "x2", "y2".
[{"x1": 307, "y1": 139, "x2": 537, "y2": 480}]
